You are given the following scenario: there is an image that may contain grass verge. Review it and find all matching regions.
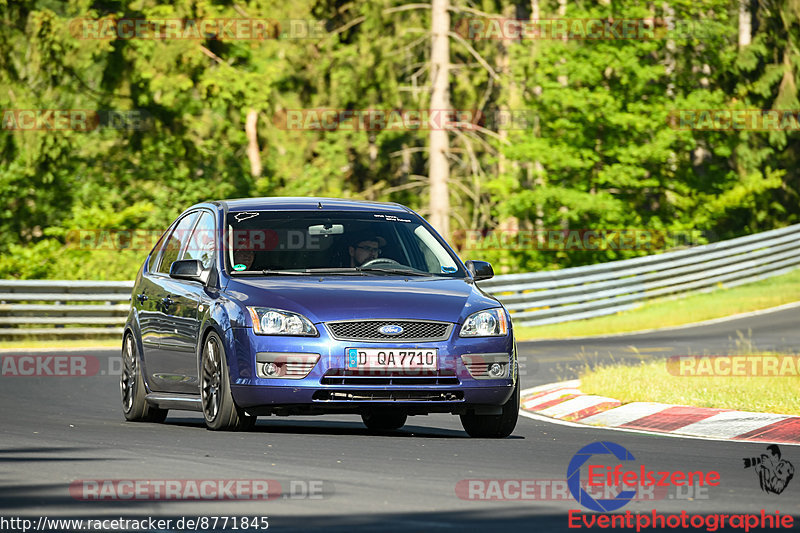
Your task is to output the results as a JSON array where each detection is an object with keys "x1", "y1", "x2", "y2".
[
  {"x1": 579, "y1": 358, "x2": 800, "y2": 416},
  {"x1": 514, "y1": 267, "x2": 800, "y2": 340}
]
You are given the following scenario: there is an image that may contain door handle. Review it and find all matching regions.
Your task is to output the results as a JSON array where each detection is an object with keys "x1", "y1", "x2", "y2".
[{"x1": 136, "y1": 293, "x2": 148, "y2": 303}]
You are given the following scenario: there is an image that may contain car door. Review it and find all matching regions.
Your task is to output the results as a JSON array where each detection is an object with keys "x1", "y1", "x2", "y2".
[
  {"x1": 135, "y1": 225, "x2": 175, "y2": 369},
  {"x1": 157, "y1": 210, "x2": 216, "y2": 393},
  {"x1": 145, "y1": 211, "x2": 199, "y2": 392}
]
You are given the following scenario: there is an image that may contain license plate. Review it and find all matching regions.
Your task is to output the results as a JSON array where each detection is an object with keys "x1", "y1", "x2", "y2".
[{"x1": 346, "y1": 348, "x2": 437, "y2": 370}]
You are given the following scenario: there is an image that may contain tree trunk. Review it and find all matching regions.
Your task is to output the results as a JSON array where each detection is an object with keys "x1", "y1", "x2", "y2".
[
  {"x1": 428, "y1": 0, "x2": 451, "y2": 238},
  {"x1": 245, "y1": 109, "x2": 261, "y2": 177},
  {"x1": 663, "y1": 2, "x2": 676, "y2": 97},
  {"x1": 738, "y1": 0, "x2": 752, "y2": 48},
  {"x1": 531, "y1": 0, "x2": 545, "y2": 241}
]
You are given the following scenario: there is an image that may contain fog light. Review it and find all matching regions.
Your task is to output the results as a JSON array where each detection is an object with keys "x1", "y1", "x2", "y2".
[
  {"x1": 256, "y1": 352, "x2": 320, "y2": 379},
  {"x1": 461, "y1": 354, "x2": 511, "y2": 380},
  {"x1": 487, "y1": 362, "x2": 505, "y2": 378}
]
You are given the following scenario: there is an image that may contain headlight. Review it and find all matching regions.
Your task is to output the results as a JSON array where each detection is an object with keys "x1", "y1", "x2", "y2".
[
  {"x1": 459, "y1": 308, "x2": 508, "y2": 337},
  {"x1": 247, "y1": 307, "x2": 318, "y2": 336}
]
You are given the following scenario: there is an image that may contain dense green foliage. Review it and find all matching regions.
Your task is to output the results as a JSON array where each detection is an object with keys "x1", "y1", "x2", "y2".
[{"x1": 1, "y1": 0, "x2": 798, "y2": 279}]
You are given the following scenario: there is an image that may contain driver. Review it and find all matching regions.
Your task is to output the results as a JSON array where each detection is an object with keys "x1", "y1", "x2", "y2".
[
  {"x1": 233, "y1": 249, "x2": 255, "y2": 270},
  {"x1": 349, "y1": 234, "x2": 386, "y2": 267}
]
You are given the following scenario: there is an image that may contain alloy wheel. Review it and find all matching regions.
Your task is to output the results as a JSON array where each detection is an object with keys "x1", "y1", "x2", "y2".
[{"x1": 201, "y1": 335, "x2": 222, "y2": 422}]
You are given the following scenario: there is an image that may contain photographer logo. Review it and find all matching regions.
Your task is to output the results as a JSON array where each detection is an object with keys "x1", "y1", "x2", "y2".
[{"x1": 743, "y1": 444, "x2": 795, "y2": 495}]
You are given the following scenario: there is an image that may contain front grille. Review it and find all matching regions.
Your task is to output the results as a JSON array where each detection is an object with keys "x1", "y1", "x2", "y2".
[
  {"x1": 320, "y1": 369, "x2": 460, "y2": 386},
  {"x1": 312, "y1": 390, "x2": 464, "y2": 402},
  {"x1": 326, "y1": 320, "x2": 453, "y2": 342}
]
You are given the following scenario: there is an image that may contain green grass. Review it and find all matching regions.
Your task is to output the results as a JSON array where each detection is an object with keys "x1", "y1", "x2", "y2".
[
  {"x1": 515, "y1": 268, "x2": 800, "y2": 340},
  {"x1": 579, "y1": 357, "x2": 800, "y2": 416}
]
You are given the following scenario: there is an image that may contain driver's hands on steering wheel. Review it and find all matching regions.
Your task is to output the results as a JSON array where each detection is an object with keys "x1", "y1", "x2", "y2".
[{"x1": 359, "y1": 257, "x2": 403, "y2": 268}]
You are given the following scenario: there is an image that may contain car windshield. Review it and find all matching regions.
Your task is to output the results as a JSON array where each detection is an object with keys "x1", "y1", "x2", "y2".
[{"x1": 225, "y1": 210, "x2": 463, "y2": 277}]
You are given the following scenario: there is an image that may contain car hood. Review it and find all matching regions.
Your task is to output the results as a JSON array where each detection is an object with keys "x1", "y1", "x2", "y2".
[{"x1": 225, "y1": 276, "x2": 499, "y2": 324}]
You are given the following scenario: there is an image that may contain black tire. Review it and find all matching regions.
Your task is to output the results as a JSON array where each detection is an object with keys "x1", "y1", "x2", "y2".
[
  {"x1": 120, "y1": 333, "x2": 168, "y2": 423},
  {"x1": 200, "y1": 331, "x2": 256, "y2": 431},
  {"x1": 361, "y1": 409, "x2": 408, "y2": 432},
  {"x1": 460, "y1": 381, "x2": 519, "y2": 438}
]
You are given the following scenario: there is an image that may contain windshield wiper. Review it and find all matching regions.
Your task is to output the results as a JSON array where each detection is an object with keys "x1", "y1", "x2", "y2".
[
  {"x1": 356, "y1": 267, "x2": 431, "y2": 276},
  {"x1": 303, "y1": 268, "x2": 364, "y2": 275},
  {"x1": 255, "y1": 269, "x2": 312, "y2": 276},
  {"x1": 236, "y1": 267, "x2": 432, "y2": 276},
  {"x1": 230, "y1": 269, "x2": 310, "y2": 275},
  {"x1": 303, "y1": 266, "x2": 430, "y2": 276}
]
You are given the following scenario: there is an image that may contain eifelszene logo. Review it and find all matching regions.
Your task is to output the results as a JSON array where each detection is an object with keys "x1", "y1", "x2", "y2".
[
  {"x1": 567, "y1": 441, "x2": 721, "y2": 512},
  {"x1": 743, "y1": 444, "x2": 795, "y2": 495}
]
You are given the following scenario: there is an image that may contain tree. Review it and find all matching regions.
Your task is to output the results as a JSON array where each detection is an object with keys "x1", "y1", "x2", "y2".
[{"x1": 428, "y1": 0, "x2": 451, "y2": 238}]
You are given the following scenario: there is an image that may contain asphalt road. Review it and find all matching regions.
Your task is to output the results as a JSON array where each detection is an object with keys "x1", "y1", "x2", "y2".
[{"x1": 1, "y1": 307, "x2": 798, "y2": 532}]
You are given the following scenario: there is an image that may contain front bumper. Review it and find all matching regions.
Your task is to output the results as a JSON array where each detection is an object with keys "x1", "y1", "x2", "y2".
[{"x1": 227, "y1": 325, "x2": 516, "y2": 414}]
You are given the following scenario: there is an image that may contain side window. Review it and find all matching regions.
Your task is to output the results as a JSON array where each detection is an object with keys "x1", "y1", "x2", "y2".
[
  {"x1": 156, "y1": 212, "x2": 199, "y2": 274},
  {"x1": 412, "y1": 225, "x2": 458, "y2": 273},
  {"x1": 147, "y1": 230, "x2": 170, "y2": 272},
  {"x1": 182, "y1": 211, "x2": 216, "y2": 269}
]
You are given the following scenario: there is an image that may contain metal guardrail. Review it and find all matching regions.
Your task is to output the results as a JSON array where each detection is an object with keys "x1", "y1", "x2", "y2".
[
  {"x1": 479, "y1": 223, "x2": 800, "y2": 326},
  {"x1": 0, "y1": 280, "x2": 133, "y2": 336},
  {"x1": 1, "y1": 224, "x2": 799, "y2": 336}
]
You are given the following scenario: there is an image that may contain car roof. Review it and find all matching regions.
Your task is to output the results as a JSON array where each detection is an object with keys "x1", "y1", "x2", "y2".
[{"x1": 216, "y1": 197, "x2": 413, "y2": 213}]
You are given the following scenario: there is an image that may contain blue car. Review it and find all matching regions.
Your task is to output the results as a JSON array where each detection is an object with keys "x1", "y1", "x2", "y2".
[{"x1": 121, "y1": 197, "x2": 519, "y2": 437}]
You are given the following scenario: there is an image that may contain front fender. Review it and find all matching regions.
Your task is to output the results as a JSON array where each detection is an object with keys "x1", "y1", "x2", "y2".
[{"x1": 197, "y1": 293, "x2": 252, "y2": 385}]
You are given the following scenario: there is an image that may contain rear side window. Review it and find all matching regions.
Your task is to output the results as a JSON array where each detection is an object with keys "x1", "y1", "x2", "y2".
[{"x1": 156, "y1": 212, "x2": 199, "y2": 274}]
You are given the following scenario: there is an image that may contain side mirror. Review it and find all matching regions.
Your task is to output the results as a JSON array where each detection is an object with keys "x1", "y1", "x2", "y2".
[
  {"x1": 169, "y1": 259, "x2": 205, "y2": 283},
  {"x1": 465, "y1": 260, "x2": 494, "y2": 281}
]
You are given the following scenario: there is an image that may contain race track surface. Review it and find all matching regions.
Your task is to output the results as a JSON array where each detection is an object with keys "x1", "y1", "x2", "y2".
[{"x1": 1, "y1": 307, "x2": 798, "y2": 532}]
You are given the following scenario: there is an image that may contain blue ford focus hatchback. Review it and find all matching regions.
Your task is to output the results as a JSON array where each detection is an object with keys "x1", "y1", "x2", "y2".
[{"x1": 122, "y1": 198, "x2": 519, "y2": 437}]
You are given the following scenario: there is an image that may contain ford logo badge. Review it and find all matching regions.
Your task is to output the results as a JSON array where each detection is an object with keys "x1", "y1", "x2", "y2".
[{"x1": 379, "y1": 324, "x2": 404, "y2": 335}]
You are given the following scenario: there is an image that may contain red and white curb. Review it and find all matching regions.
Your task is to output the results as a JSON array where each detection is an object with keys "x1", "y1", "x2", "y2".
[{"x1": 520, "y1": 380, "x2": 800, "y2": 445}]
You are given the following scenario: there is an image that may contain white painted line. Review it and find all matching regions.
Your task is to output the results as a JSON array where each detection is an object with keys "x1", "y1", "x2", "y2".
[
  {"x1": 578, "y1": 402, "x2": 670, "y2": 427},
  {"x1": 519, "y1": 300, "x2": 800, "y2": 342},
  {"x1": 677, "y1": 411, "x2": 791, "y2": 439},
  {"x1": 0, "y1": 345, "x2": 119, "y2": 353},
  {"x1": 520, "y1": 379, "x2": 581, "y2": 397},
  {"x1": 517, "y1": 409, "x2": 800, "y2": 447},
  {"x1": 521, "y1": 388, "x2": 582, "y2": 410},
  {"x1": 537, "y1": 395, "x2": 620, "y2": 419}
]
